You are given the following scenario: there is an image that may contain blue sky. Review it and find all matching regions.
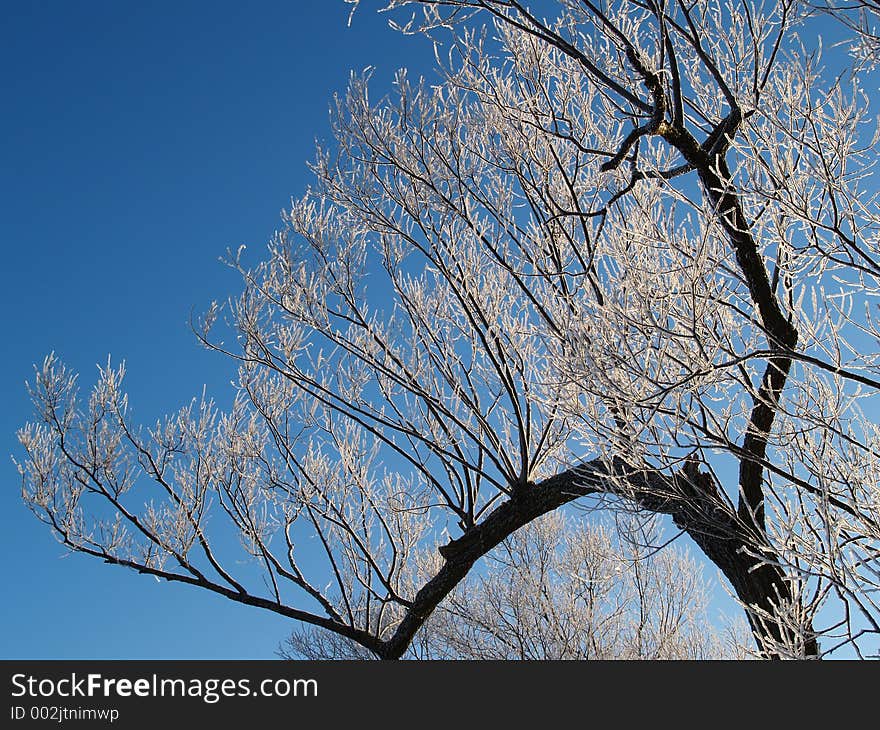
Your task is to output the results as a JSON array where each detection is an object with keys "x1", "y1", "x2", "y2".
[{"x1": 0, "y1": 0, "x2": 427, "y2": 659}]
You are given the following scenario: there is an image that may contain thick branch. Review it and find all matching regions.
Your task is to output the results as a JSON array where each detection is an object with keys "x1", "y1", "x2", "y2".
[
  {"x1": 381, "y1": 465, "x2": 601, "y2": 658},
  {"x1": 379, "y1": 456, "x2": 817, "y2": 659},
  {"x1": 659, "y1": 114, "x2": 799, "y2": 537}
]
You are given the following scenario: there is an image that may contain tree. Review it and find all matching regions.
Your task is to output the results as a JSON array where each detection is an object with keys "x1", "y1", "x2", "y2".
[
  {"x1": 280, "y1": 511, "x2": 750, "y2": 659},
  {"x1": 17, "y1": 0, "x2": 880, "y2": 659}
]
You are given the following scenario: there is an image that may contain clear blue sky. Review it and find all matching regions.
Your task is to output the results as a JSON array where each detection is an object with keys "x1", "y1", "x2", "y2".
[{"x1": 0, "y1": 0, "x2": 427, "y2": 659}]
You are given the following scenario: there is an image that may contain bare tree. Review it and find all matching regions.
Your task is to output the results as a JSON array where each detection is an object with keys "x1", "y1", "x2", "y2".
[
  {"x1": 17, "y1": 0, "x2": 880, "y2": 659},
  {"x1": 280, "y1": 512, "x2": 750, "y2": 659}
]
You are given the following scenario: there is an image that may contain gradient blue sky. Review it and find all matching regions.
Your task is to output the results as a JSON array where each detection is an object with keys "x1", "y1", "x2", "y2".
[{"x1": 1, "y1": 0, "x2": 429, "y2": 659}]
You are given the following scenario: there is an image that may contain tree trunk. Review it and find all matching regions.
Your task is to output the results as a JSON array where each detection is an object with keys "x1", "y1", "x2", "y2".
[
  {"x1": 685, "y1": 522, "x2": 818, "y2": 658},
  {"x1": 379, "y1": 459, "x2": 818, "y2": 660},
  {"x1": 664, "y1": 467, "x2": 819, "y2": 659}
]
